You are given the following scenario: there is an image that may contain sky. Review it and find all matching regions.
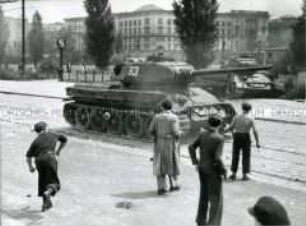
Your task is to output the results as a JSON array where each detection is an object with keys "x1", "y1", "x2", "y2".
[{"x1": 1, "y1": 0, "x2": 303, "y2": 23}]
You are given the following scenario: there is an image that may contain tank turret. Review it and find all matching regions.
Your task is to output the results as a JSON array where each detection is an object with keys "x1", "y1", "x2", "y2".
[{"x1": 63, "y1": 61, "x2": 236, "y2": 138}]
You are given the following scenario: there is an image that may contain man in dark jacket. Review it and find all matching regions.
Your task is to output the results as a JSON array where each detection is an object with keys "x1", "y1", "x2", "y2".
[
  {"x1": 26, "y1": 121, "x2": 68, "y2": 212},
  {"x1": 189, "y1": 115, "x2": 227, "y2": 225}
]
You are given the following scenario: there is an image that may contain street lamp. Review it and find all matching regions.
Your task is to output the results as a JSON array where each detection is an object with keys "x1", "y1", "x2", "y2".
[{"x1": 56, "y1": 38, "x2": 66, "y2": 81}]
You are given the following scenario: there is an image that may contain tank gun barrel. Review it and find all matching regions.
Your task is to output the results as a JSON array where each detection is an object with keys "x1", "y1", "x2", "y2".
[{"x1": 192, "y1": 65, "x2": 273, "y2": 77}]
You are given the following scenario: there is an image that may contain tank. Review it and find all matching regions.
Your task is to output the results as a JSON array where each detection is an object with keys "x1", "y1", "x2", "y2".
[
  {"x1": 63, "y1": 61, "x2": 236, "y2": 137},
  {"x1": 193, "y1": 65, "x2": 285, "y2": 99}
]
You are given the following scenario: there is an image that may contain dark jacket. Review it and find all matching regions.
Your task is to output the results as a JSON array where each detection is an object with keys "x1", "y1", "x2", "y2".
[{"x1": 188, "y1": 129, "x2": 226, "y2": 176}]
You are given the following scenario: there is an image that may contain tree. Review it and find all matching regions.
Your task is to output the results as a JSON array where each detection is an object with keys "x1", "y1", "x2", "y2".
[
  {"x1": 0, "y1": 6, "x2": 9, "y2": 67},
  {"x1": 84, "y1": 0, "x2": 114, "y2": 69},
  {"x1": 28, "y1": 11, "x2": 44, "y2": 68},
  {"x1": 290, "y1": 12, "x2": 305, "y2": 69},
  {"x1": 173, "y1": 0, "x2": 219, "y2": 68}
]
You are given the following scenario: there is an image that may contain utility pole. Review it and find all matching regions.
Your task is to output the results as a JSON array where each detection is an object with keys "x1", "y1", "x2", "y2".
[{"x1": 21, "y1": 0, "x2": 25, "y2": 75}]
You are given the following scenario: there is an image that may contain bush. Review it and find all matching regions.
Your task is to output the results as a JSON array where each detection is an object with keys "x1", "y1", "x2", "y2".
[{"x1": 0, "y1": 68, "x2": 41, "y2": 80}]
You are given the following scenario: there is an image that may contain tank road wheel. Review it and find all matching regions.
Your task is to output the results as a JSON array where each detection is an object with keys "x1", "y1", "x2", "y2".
[
  {"x1": 63, "y1": 104, "x2": 76, "y2": 126},
  {"x1": 107, "y1": 111, "x2": 122, "y2": 135},
  {"x1": 91, "y1": 109, "x2": 108, "y2": 132},
  {"x1": 125, "y1": 113, "x2": 143, "y2": 137},
  {"x1": 75, "y1": 107, "x2": 92, "y2": 130}
]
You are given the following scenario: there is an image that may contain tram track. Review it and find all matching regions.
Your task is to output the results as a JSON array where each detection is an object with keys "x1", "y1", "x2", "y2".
[{"x1": 0, "y1": 90, "x2": 64, "y2": 100}]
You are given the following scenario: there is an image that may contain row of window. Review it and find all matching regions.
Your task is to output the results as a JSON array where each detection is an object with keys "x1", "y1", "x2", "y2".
[
  {"x1": 118, "y1": 18, "x2": 175, "y2": 27},
  {"x1": 122, "y1": 43, "x2": 180, "y2": 51},
  {"x1": 119, "y1": 26, "x2": 175, "y2": 35},
  {"x1": 122, "y1": 36, "x2": 180, "y2": 43}
]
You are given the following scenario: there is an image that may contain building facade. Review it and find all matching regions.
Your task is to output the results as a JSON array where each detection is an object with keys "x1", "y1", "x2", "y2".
[
  {"x1": 5, "y1": 17, "x2": 29, "y2": 59},
  {"x1": 64, "y1": 17, "x2": 86, "y2": 53},
  {"x1": 44, "y1": 22, "x2": 64, "y2": 57},
  {"x1": 114, "y1": 4, "x2": 183, "y2": 59},
  {"x1": 64, "y1": 4, "x2": 269, "y2": 62}
]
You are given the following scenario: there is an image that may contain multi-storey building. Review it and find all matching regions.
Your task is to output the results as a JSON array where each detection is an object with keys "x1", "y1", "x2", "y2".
[
  {"x1": 44, "y1": 22, "x2": 64, "y2": 56},
  {"x1": 217, "y1": 10, "x2": 269, "y2": 55},
  {"x1": 114, "y1": 4, "x2": 183, "y2": 59},
  {"x1": 64, "y1": 17, "x2": 86, "y2": 54},
  {"x1": 64, "y1": 4, "x2": 269, "y2": 61},
  {"x1": 5, "y1": 17, "x2": 29, "y2": 58}
]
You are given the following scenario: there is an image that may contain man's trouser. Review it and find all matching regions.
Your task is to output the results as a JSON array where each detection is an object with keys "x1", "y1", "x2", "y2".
[
  {"x1": 196, "y1": 170, "x2": 223, "y2": 225},
  {"x1": 231, "y1": 133, "x2": 251, "y2": 174}
]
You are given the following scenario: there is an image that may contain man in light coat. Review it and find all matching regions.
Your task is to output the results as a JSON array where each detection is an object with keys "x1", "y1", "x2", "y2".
[{"x1": 149, "y1": 99, "x2": 182, "y2": 195}]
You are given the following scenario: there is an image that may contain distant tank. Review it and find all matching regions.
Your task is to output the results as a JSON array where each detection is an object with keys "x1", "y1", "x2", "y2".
[
  {"x1": 63, "y1": 61, "x2": 236, "y2": 137},
  {"x1": 193, "y1": 65, "x2": 285, "y2": 99}
]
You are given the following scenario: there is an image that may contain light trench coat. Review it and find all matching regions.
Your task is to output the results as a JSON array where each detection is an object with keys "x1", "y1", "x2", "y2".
[{"x1": 149, "y1": 110, "x2": 181, "y2": 176}]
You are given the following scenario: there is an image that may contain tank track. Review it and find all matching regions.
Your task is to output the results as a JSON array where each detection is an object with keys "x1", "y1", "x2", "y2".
[{"x1": 63, "y1": 102, "x2": 155, "y2": 138}]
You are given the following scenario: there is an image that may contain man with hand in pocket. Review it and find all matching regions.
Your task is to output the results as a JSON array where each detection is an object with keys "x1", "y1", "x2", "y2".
[{"x1": 189, "y1": 115, "x2": 226, "y2": 226}]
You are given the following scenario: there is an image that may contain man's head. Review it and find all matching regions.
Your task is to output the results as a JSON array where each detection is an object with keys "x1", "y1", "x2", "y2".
[
  {"x1": 161, "y1": 99, "x2": 173, "y2": 111},
  {"x1": 33, "y1": 121, "x2": 47, "y2": 133},
  {"x1": 248, "y1": 196, "x2": 290, "y2": 226},
  {"x1": 242, "y1": 102, "x2": 252, "y2": 113},
  {"x1": 208, "y1": 115, "x2": 223, "y2": 129}
]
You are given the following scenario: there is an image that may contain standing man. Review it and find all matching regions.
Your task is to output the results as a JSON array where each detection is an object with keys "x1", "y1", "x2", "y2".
[
  {"x1": 189, "y1": 115, "x2": 227, "y2": 226},
  {"x1": 149, "y1": 99, "x2": 182, "y2": 195},
  {"x1": 26, "y1": 121, "x2": 68, "y2": 212},
  {"x1": 224, "y1": 102, "x2": 260, "y2": 181}
]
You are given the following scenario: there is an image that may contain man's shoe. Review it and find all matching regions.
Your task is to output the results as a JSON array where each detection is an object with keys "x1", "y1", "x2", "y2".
[
  {"x1": 229, "y1": 174, "x2": 236, "y2": 180},
  {"x1": 242, "y1": 174, "x2": 250, "y2": 181},
  {"x1": 42, "y1": 192, "x2": 53, "y2": 212},
  {"x1": 157, "y1": 189, "x2": 167, "y2": 195},
  {"x1": 170, "y1": 186, "x2": 181, "y2": 192}
]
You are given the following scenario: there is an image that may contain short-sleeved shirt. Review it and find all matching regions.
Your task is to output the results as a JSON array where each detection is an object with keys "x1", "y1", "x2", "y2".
[
  {"x1": 26, "y1": 132, "x2": 68, "y2": 158},
  {"x1": 231, "y1": 114, "x2": 254, "y2": 134}
]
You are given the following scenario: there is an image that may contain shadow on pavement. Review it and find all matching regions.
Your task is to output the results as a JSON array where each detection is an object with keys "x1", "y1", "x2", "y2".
[
  {"x1": 1, "y1": 205, "x2": 43, "y2": 224},
  {"x1": 112, "y1": 190, "x2": 158, "y2": 199}
]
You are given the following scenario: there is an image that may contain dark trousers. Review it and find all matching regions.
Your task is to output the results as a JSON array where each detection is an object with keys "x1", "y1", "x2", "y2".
[
  {"x1": 231, "y1": 133, "x2": 251, "y2": 174},
  {"x1": 35, "y1": 153, "x2": 60, "y2": 197},
  {"x1": 196, "y1": 170, "x2": 223, "y2": 225}
]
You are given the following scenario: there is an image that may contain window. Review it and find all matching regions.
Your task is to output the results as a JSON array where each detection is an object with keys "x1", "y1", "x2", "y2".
[
  {"x1": 158, "y1": 18, "x2": 163, "y2": 25},
  {"x1": 158, "y1": 26, "x2": 163, "y2": 34},
  {"x1": 144, "y1": 27, "x2": 150, "y2": 34},
  {"x1": 145, "y1": 18, "x2": 150, "y2": 25},
  {"x1": 168, "y1": 28, "x2": 171, "y2": 34},
  {"x1": 144, "y1": 43, "x2": 150, "y2": 50},
  {"x1": 167, "y1": 19, "x2": 171, "y2": 25}
]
